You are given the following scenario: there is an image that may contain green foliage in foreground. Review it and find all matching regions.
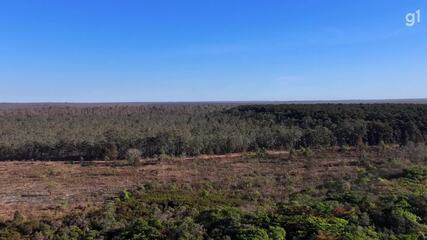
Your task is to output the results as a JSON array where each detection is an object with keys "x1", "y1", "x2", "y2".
[{"x1": 1, "y1": 165, "x2": 427, "y2": 240}]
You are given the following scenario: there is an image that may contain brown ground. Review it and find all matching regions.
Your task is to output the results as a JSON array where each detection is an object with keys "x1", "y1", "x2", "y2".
[{"x1": 0, "y1": 150, "x2": 363, "y2": 220}]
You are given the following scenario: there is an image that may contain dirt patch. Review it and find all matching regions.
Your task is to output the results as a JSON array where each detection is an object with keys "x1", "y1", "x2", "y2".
[{"x1": 0, "y1": 150, "x2": 362, "y2": 220}]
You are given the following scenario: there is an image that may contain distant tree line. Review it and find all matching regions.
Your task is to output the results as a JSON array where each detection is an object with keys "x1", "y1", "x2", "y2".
[
  {"x1": 229, "y1": 104, "x2": 426, "y2": 146},
  {"x1": 0, "y1": 104, "x2": 425, "y2": 160}
]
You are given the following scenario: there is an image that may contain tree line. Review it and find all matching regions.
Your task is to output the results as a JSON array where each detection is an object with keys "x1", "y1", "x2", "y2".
[{"x1": 0, "y1": 103, "x2": 425, "y2": 160}]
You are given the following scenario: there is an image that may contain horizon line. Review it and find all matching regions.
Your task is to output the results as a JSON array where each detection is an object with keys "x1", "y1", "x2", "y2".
[{"x1": 0, "y1": 98, "x2": 426, "y2": 105}]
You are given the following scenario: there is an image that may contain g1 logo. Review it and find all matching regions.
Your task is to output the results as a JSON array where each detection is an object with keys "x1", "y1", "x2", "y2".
[{"x1": 406, "y1": 9, "x2": 421, "y2": 27}]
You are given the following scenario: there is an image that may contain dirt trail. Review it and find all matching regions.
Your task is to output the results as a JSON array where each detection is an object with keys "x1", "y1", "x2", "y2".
[{"x1": 179, "y1": 150, "x2": 289, "y2": 160}]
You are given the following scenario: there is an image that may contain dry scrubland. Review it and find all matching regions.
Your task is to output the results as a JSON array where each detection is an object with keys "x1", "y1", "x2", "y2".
[{"x1": 0, "y1": 147, "x2": 408, "y2": 220}]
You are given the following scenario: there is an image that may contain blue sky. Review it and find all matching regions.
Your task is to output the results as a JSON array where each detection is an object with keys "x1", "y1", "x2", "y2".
[{"x1": 0, "y1": 0, "x2": 426, "y2": 102}]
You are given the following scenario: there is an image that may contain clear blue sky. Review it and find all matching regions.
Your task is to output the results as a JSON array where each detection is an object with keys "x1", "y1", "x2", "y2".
[{"x1": 0, "y1": 0, "x2": 426, "y2": 102}]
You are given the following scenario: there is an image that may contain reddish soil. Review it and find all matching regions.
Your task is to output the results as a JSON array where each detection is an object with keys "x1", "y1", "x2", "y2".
[{"x1": 0, "y1": 150, "x2": 362, "y2": 220}]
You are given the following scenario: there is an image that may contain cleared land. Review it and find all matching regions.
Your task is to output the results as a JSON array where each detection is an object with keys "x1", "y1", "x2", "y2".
[{"x1": 0, "y1": 149, "x2": 378, "y2": 220}]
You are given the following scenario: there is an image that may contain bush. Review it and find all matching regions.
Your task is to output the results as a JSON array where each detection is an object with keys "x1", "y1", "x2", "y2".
[
  {"x1": 256, "y1": 148, "x2": 267, "y2": 159},
  {"x1": 402, "y1": 166, "x2": 427, "y2": 182},
  {"x1": 120, "y1": 219, "x2": 163, "y2": 240},
  {"x1": 267, "y1": 226, "x2": 286, "y2": 240},
  {"x1": 301, "y1": 147, "x2": 313, "y2": 157},
  {"x1": 126, "y1": 149, "x2": 142, "y2": 166},
  {"x1": 235, "y1": 226, "x2": 270, "y2": 240},
  {"x1": 168, "y1": 217, "x2": 205, "y2": 240},
  {"x1": 104, "y1": 143, "x2": 119, "y2": 161}
]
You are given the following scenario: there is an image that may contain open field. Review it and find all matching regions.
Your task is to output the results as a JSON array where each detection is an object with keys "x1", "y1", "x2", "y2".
[{"x1": 0, "y1": 149, "x2": 369, "y2": 220}]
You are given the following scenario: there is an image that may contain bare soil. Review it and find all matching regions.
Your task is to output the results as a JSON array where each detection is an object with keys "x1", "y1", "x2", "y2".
[{"x1": 0, "y1": 150, "x2": 363, "y2": 220}]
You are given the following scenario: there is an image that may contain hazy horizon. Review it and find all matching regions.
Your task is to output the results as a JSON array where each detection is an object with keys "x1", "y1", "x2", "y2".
[{"x1": 1, "y1": 98, "x2": 427, "y2": 106}]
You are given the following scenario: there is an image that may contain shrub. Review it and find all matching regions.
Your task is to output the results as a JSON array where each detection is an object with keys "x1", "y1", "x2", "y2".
[
  {"x1": 236, "y1": 225, "x2": 270, "y2": 240},
  {"x1": 301, "y1": 147, "x2": 313, "y2": 157},
  {"x1": 0, "y1": 229, "x2": 22, "y2": 240},
  {"x1": 120, "y1": 219, "x2": 163, "y2": 240},
  {"x1": 104, "y1": 143, "x2": 119, "y2": 161},
  {"x1": 120, "y1": 190, "x2": 132, "y2": 201},
  {"x1": 126, "y1": 149, "x2": 142, "y2": 166},
  {"x1": 158, "y1": 151, "x2": 172, "y2": 161},
  {"x1": 256, "y1": 148, "x2": 267, "y2": 159},
  {"x1": 12, "y1": 211, "x2": 24, "y2": 225},
  {"x1": 168, "y1": 217, "x2": 205, "y2": 240},
  {"x1": 307, "y1": 216, "x2": 348, "y2": 236},
  {"x1": 267, "y1": 226, "x2": 286, "y2": 240},
  {"x1": 402, "y1": 166, "x2": 427, "y2": 182}
]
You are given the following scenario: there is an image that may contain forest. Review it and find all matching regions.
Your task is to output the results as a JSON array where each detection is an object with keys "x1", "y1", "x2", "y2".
[{"x1": 0, "y1": 103, "x2": 425, "y2": 161}]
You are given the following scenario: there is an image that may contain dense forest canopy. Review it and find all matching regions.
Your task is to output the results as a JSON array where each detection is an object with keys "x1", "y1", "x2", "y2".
[{"x1": 0, "y1": 104, "x2": 426, "y2": 160}]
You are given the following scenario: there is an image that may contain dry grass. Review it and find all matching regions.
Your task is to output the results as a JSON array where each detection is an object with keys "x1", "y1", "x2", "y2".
[{"x1": 0, "y1": 149, "x2": 365, "y2": 220}]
